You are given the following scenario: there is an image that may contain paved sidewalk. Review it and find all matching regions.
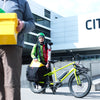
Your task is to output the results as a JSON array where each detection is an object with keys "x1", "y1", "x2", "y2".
[{"x1": 21, "y1": 86, "x2": 100, "y2": 100}]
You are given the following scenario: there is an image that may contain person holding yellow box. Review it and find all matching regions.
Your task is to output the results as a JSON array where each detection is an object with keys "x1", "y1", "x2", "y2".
[{"x1": 0, "y1": 0, "x2": 35, "y2": 100}]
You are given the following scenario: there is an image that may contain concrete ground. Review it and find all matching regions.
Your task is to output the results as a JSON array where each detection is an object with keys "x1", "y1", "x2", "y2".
[{"x1": 21, "y1": 86, "x2": 100, "y2": 100}]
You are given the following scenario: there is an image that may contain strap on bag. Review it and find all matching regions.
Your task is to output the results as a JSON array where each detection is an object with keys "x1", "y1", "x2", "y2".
[
  {"x1": 36, "y1": 43, "x2": 48, "y2": 65},
  {"x1": 37, "y1": 43, "x2": 44, "y2": 64}
]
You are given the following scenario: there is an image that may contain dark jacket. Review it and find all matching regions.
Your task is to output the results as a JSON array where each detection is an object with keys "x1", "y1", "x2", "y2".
[{"x1": 0, "y1": 0, "x2": 35, "y2": 47}]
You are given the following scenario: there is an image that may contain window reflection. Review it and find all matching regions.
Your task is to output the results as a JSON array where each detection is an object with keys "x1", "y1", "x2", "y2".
[
  {"x1": 33, "y1": 26, "x2": 50, "y2": 37},
  {"x1": 33, "y1": 14, "x2": 50, "y2": 28},
  {"x1": 44, "y1": 9, "x2": 51, "y2": 18}
]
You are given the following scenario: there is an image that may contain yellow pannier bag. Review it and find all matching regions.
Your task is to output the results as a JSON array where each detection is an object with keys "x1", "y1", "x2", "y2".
[
  {"x1": 30, "y1": 59, "x2": 44, "y2": 67},
  {"x1": 0, "y1": 13, "x2": 18, "y2": 45}
]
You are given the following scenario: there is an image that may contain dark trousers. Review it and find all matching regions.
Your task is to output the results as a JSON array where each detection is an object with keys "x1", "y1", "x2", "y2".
[{"x1": 0, "y1": 46, "x2": 22, "y2": 100}]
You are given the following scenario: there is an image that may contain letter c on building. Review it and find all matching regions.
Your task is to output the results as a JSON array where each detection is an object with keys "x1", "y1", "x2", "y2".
[{"x1": 86, "y1": 20, "x2": 92, "y2": 30}]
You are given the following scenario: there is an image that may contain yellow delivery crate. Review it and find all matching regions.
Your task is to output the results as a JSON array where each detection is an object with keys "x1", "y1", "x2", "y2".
[{"x1": 0, "y1": 13, "x2": 18, "y2": 45}]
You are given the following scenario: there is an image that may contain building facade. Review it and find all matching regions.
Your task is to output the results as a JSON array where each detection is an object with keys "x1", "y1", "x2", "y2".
[
  {"x1": 23, "y1": 0, "x2": 100, "y2": 65},
  {"x1": 51, "y1": 13, "x2": 100, "y2": 60},
  {"x1": 22, "y1": 0, "x2": 62, "y2": 63}
]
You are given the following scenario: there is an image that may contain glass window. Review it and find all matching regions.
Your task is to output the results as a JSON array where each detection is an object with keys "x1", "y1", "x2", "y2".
[
  {"x1": 33, "y1": 26, "x2": 51, "y2": 37},
  {"x1": 24, "y1": 34, "x2": 37, "y2": 44},
  {"x1": 24, "y1": 44, "x2": 33, "y2": 49},
  {"x1": 33, "y1": 14, "x2": 50, "y2": 28},
  {"x1": 45, "y1": 39, "x2": 51, "y2": 43},
  {"x1": 44, "y1": 9, "x2": 51, "y2": 19}
]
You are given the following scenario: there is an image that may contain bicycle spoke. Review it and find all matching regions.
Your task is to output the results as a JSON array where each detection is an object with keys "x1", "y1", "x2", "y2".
[{"x1": 69, "y1": 73, "x2": 91, "y2": 98}]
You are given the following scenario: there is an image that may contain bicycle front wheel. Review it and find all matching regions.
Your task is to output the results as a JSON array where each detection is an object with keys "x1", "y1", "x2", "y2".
[{"x1": 69, "y1": 73, "x2": 92, "y2": 98}]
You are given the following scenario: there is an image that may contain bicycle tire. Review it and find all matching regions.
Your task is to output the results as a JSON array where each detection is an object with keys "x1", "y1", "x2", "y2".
[
  {"x1": 29, "y1": 81, "x2": 46, "y2": 93},
  {"x1": 69, "y1": 73, "x2": 92, "y2": 98}
]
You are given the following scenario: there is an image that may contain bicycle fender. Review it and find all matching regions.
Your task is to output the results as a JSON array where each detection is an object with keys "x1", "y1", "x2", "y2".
[{"x1": 68, "y1": 73, "x2": 75, "y2": 86}]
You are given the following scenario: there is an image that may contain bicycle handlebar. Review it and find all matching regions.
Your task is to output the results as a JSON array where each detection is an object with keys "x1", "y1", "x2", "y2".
[{"x1": 67, "y1": 50, "x2": 82, "y2": 64}]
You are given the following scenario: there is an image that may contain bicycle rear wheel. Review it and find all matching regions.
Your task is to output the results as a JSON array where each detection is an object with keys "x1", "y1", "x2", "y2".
[
  {"x1": 29, "y1": 81, "x2": 46, "y2": 93},
  {"x1": 69, "y1": 73, "x2": 92, "y2": 98}
]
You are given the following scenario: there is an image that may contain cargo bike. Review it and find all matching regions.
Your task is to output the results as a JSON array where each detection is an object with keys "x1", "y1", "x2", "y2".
[{"x1": 27, "y1": 43, "x2": 92, "y2": 98}]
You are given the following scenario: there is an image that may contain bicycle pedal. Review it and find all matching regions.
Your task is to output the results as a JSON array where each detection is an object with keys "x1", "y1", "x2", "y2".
[
  {"x1": 54, "y1": 81, "x2": 62, "y2": 87},
  {"x1": 56, "y1": 83, "x2": 62, "y2": 87}
]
